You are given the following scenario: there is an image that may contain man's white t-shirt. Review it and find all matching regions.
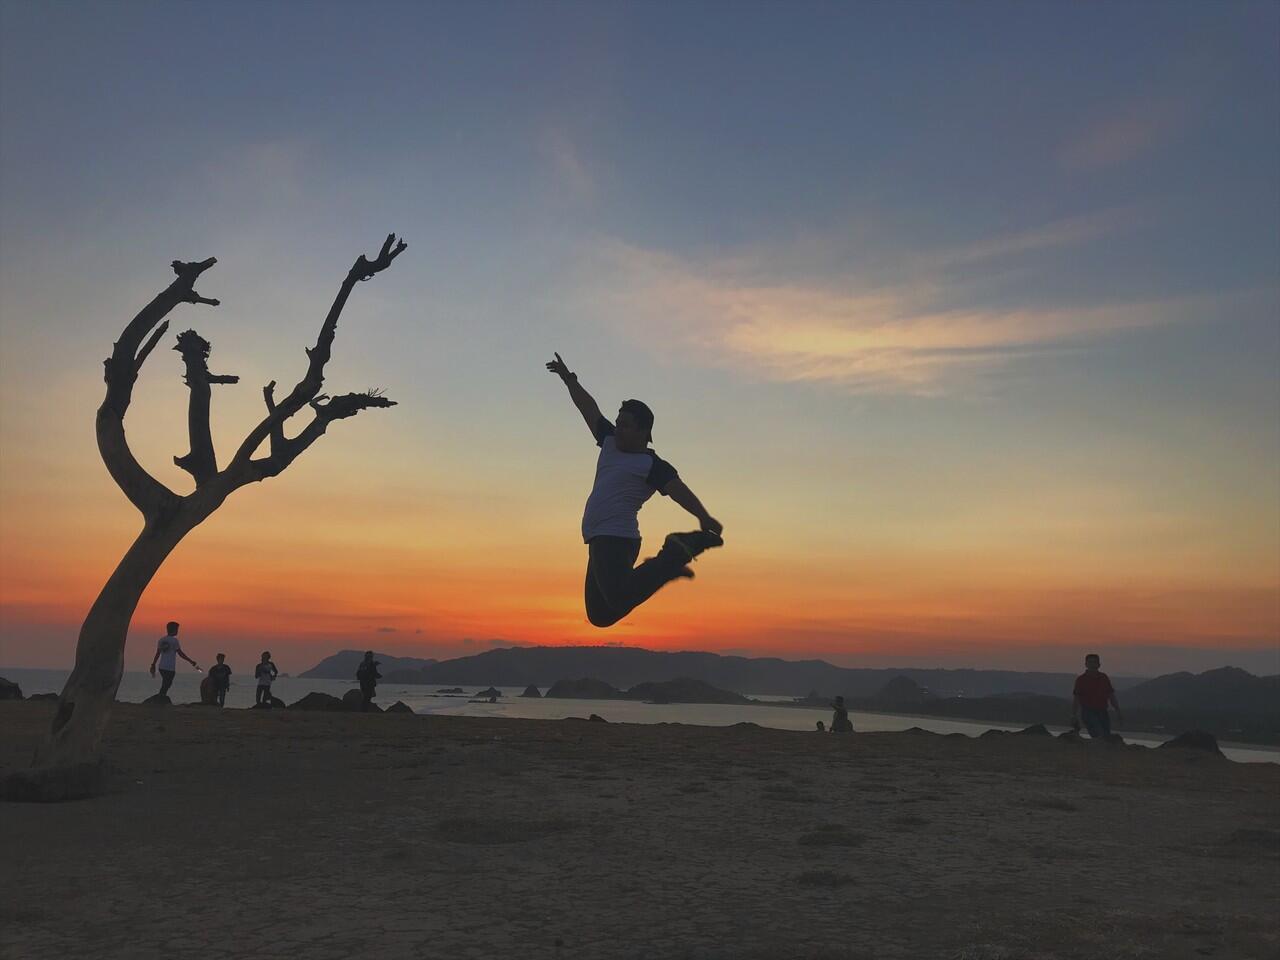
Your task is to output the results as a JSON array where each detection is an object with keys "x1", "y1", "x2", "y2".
[
  {"x1": 155, "y1": 635, "x2": 181, "y2": 672},
  {"x1": 581, "y1": 417, "x2": 678, "y2": 542}
]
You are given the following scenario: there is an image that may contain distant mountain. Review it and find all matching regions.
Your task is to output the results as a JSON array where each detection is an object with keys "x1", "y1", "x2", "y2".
[
  {"x1": 627, "y1": 678, "x2": 752, "y2": 705},
  {"x1": 1121, "y1": 666, "x2": 1279, "y2": 715},
  {"x1": 385, "y1": 645, "x2": 1107, "y2": 698},
  {"x1": 545, "y1": 678, "x2": 620, "y2": 699},
  {"x1": 299, "y1": 650, "x2": 438, "y2": 681}
]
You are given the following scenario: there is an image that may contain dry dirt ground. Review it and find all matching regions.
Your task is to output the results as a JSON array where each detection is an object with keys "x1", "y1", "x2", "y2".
[{"x1": 1, "y1": 701, "x2": 1277, "y2": 960}]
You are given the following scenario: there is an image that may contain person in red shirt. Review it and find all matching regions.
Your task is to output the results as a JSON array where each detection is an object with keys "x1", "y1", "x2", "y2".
[{"x1": 1072, "y1": 653, "x2": 1122, "y2": 738}]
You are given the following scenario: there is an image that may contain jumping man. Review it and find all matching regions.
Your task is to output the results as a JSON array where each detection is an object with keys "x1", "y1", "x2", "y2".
[{"x1": 547, "y1": 352, "x2": 723, "y2": 627}]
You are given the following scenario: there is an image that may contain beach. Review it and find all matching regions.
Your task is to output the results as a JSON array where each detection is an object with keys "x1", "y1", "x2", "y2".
[{"x1": 2, "y1": 701, "x2": 1277, "y2": 960}]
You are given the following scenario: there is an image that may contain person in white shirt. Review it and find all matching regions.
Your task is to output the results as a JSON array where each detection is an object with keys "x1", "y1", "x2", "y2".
[
  {"x1": 149, "y1": 621, "x2": 199, "y2": 698},
  {"x1": 254, "y1": 651, "x2": 279, "y2": 707},
  {"x1": 547, "y1": 352, "x2": 724, "y2": 627}
]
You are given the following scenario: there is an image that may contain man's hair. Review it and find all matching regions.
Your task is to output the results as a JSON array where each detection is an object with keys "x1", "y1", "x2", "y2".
[
  {"x1": 620, "y1": 399, "x2": 655, "y2": 442},
  {"x1": 1085, "y1": 653, "x2": 1101, "y2": 664},
  {"x1": 364, "y1": 650, "x2": 374, "y2": 658},
  {"x1": 166, "y1": 621, "x2": 179, "y2": 633},
  {"x1": 261, "y1": 650, "x2": 271, "y2": 659},
  {"x1": 216, "y1": 653, "x2": 226, "y2": 661}
]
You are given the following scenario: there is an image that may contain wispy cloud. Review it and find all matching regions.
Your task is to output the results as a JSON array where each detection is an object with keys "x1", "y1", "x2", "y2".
[
  {"x1": 584, "y1": 212, "x2": 1211, "y2": 395},
  {"x1": 1060, "y1": 97, "x2": 1190, "y2": 171}
]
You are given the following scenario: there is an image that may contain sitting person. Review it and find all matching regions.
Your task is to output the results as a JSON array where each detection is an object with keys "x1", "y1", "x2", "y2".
[{"x1": 830, "y1": 696, "x2": 853, "y2": 733}]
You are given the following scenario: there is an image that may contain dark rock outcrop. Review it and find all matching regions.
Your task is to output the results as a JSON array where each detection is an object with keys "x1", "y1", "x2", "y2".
[
  {"x1": 437, "y1": 688, "x2": 464, "y2": 694},
  {"x1": 1159, "y1": 731, "x2": 1224, "y2": 756},
  {"x1": 385, "y1": 701, "x2": 414, "y2": 714},
  {"x1": 474, "y1": 687, "x2": 502, "y2": 699},
  {"x1": 1016, "y1": 723, "x2": 1050, "y2": 736},
  {"x1": 545, "y1": 678, "x2": 621, "y2": 700},
  {"x1": 520, "y1": 685, "x2": 542, "y2": 698},
  {"x1": 28, "y1": 692, "x2": 58, "y2": 701},
  {"x1": 0, "y1": 677, "x2": 23, "y2": 700},
  {"x1": 588, "y1": 713, "x2": 607, "y2": 723},
  {"x1": 289, "y1": 691, "x2": 346, "y2": 712},
  {"x1": 342, "y1": 689, "x2": 383, "y2": 712},
  {"x1": 143, "y1": 693, "x2": 171, "y2": 706}
]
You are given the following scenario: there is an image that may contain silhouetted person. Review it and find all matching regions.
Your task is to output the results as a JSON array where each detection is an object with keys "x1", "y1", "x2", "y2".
[
  {"x1": 1072, "y1": 653, "x2": 1121, "y2": 738},
  {"x1": 254, "y1": 651, "x2": 278, "y2": 707},
  {"x1": 356, "y1": 651, "x2": 381, "y2": 711},
  {"x1": 149, "y1": 621, "x2": 199, "y2": 698},
  {"x1": 208, "y1": 653, "x2": 232, "y2": 707},
  {"x1": 830, "y1": 696, "x2": 853, "y2": 733},
  {"x1": 547, "y1": 352, "x2": 724, "y2": 627},
  {"x1": 815, "y1": 720, "x2": 826, "y2": 732}
]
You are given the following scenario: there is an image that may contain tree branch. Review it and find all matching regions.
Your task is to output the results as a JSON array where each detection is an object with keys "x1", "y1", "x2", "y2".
[
  {"x1": 240, "y1": 391, "x2": 396, "y2": 483},
  {"x1": 98, "y1": 258, "x2": 219, "y2": 516},
  {"x1": 229, "y1": 235, "x2": 406, "y2": 470},
  {"x1": 172, "y1": 329, "x2": 239, "y2": 486}
]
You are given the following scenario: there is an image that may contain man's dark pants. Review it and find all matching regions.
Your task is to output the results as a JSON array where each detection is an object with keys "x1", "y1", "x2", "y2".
[
  {"x1": 1081, "y1": 706, "x2": 1111, "y2": 738},
  {"x1": 360, "y1": 681, "x2": 377, "y2": 711},
  {"x1": 157, "y1": 669, "x2": 175, "y2": 697},
  {"x1": 215, "y1": 685, "x2": 228, "y2": 707},
  {"x1": 584, "y1": 536, "x2": 686, "y2": 628}
]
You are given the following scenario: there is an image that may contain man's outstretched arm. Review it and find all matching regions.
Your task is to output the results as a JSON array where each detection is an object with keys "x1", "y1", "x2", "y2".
[
  {"x1": 546, "y1": 352, "x2": 603, "y2": 436},
  {"x1": 664, "y1": 477, "x2": 722, "y2": 535}
]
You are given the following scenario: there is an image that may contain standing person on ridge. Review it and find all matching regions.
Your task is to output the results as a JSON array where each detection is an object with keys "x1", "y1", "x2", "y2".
[
  {"x1": 254, "y1": 651, "x2": 278, "y2": 708},
  {"x1": 546, "y1": 352, "x2": 724, "y2": 627},
  {"x1": 208, "y1": 653, "x2": 232, "y2": 707},
  {"x1": 1071, "y1": 653, "x2": 1121, "y2": 738},
  {"x1": 356, "y1": 651, "x2": 381, "y2": 712},
  {"x1": 149, "y1": 621, "x2": 199, "y2": 699}
]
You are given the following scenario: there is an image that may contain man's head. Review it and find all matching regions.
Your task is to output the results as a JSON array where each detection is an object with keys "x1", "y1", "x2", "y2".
[
  {"x1": 166, "y1": 621, "x2": 180, "y2": 635},
  {"x1": 834, "y1": 695, "x2": 845, "y2": 706},
  {"x1": 1085, "y1": 653, "x2": 1101, "y2": 671},
  {"x1": 615, "y1": 399, "x2": 654, "y2": 453},
  {"x1": 261, "y1": 650, "x2": 271, "y2": 662},
  {"x1": 216, "y1": 653, "x2": 226, "y2": 663},
  {"x1": 363, "y1": 650, "x2": 375, "y2": 660}
]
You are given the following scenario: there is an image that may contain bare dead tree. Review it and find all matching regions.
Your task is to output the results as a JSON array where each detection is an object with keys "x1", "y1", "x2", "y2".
[{"x1": 28, "y1": 235, "x2": 407, "y2": 783}]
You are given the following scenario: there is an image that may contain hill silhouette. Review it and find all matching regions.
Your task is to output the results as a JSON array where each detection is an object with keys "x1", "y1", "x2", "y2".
[{"x1": 363, "y1": 645, "x2": 1101, "y2": 697}]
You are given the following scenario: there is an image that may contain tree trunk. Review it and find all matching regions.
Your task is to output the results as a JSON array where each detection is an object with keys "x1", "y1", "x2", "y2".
[{"x1": 32, "y1": 514, "x2": 194, "y2": 770}]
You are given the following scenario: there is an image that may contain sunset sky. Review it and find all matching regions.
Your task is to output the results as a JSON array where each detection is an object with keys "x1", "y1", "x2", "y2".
[{"x1": 1, "y1": 1, "x2": 1277, "y2": 676}]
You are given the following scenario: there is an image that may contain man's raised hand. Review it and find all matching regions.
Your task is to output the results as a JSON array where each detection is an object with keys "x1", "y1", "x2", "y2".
[{"x1": 546, "y1": 352, "x2": 574, "y2": 381}]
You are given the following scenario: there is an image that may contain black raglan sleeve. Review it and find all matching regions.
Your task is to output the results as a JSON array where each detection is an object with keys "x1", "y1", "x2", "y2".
[{"x1": 645, "y1": 455, "x2": 678, "y2": 494}]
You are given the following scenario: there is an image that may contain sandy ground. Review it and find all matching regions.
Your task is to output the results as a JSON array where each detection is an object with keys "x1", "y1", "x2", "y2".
[{"x1": 1, "y1": 702, "x2": 1277, "y2": 960}]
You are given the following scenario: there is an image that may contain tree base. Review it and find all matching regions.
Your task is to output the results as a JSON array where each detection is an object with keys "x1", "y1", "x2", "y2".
[{"x1": 0, "y1": 761, "x2": 106, "y2": 803}]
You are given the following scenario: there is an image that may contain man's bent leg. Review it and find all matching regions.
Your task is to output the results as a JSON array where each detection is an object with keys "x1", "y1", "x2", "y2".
[
  {"x1": 585, "y1": 537, "x2": 644, "y2": 626},
  {"x1": 158, "y1": 669, "x2": 175, "y2": 697},
  {"x1": 626, "y1": 542, "x2": 693, "y2": 611},
  {"x1": 585, "y1": 562, "x2": 624, "y2": 628}
]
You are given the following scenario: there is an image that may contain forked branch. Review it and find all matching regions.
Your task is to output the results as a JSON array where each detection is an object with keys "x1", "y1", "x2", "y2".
[{"x1": 99, "y1": 258, "x2": 220, "y2": 516}]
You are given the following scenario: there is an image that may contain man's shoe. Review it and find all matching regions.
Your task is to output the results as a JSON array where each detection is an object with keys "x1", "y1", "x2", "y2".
[{"x1": 663, "y1": 530, "x2": 724, "y2": 562}]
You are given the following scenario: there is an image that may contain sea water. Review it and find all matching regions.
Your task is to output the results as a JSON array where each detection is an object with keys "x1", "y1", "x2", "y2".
[{"x1": 4, "y1": 668, "x2": 1276, "y2": 764}]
